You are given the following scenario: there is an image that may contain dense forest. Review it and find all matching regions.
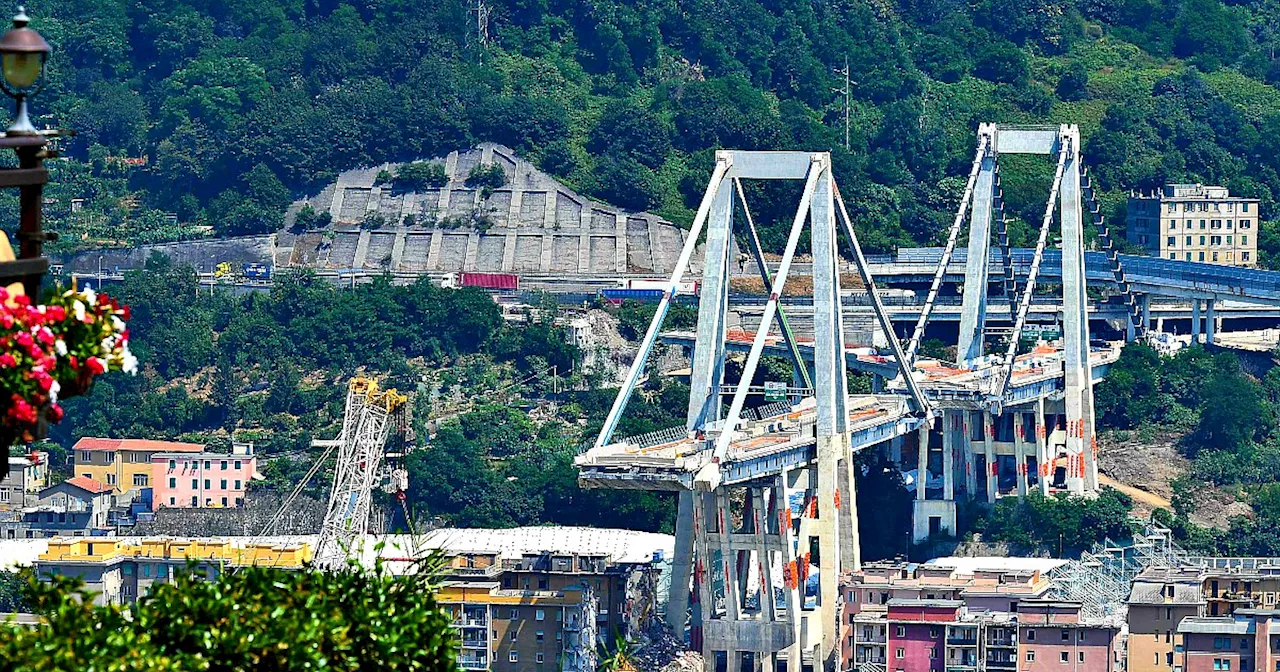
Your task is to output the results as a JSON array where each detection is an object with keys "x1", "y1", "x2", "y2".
[{"x1": 16, "y1": 0, "x2": 1280, "y2": 260}]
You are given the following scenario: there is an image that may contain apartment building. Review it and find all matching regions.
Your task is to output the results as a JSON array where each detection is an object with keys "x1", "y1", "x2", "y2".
[
  {"x1": 1177, "y1": 608, "x2": 1280, "y2": 672},
  {"x1": 73, "y1": 437, "x2": 204, "y2": 495},
  {"x1": 0, "y1": 450, "x2": 47, "y2": 510},
  {"x1": 151, "y1": 443, "x2": 258, "y2": 510},
  {"x1": 1018, "y1": 600, "x2": 1120, "y2": 672},
  {"x1": 1129, "y1": 568, "x2": 1208, "y2": 672},
  {"x1": 847, "y1": 597, "x2": 1117, "y2": 672},
  {"x1": 1126, "y1": 184, "x2": 1260, "y2": 266},
  {"x1": 441, "y1": 581, "x2": 597, "y2": 672},
  {"x1": 426, "y1": 527, "x2": 668, "y2": 641},
  {"x1": 35, "y1": 537, "x2": 312, "y2": 605}
]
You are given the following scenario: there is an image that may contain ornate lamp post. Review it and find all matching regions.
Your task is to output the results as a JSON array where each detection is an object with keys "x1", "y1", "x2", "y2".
[{"x1": 0, "y1": 5, "x2": 63, "y2": 298}]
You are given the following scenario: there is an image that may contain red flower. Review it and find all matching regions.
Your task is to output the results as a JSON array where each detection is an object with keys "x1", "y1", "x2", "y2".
[
  {"x1": 85, "y1": 357, "x2": 106, "y2": 375},
  {"x1": 46, "y1": 305, "x2": 65, "y2": 322},
  {"x1": 68, "y1": 355, "x2": 78, "y2": 370},
  {"x1": 13, "y1": 294, "x2": 29, "y2": 307},
  {"x1": 46, "y1": 404, "x2": 62, "y2": 423},
  {"x1": 14, "y1": 332, "x2": 32, "y2": 348},
  {"x1": 0, "y1": 354, "x2": 15, "y2": 368}
]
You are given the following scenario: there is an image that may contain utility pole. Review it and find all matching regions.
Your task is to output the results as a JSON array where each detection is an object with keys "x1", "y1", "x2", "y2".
[{"x1": 834, "y1": 57, "x2": 851, "y2": 151}]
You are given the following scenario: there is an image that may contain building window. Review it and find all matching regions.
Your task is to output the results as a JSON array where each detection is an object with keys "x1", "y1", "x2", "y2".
[
  {"x1": 234, "y1": 461, "x2": 241, "y2": 470},
  {"x1": 191, "y1": 479, "x2": 198, "y2": 489},
  {"x1": 168, "y1": 459, "x2": 175, "y2": 470},
  {"x1": 203, "y1": 479, "x2": 211, "y2": 489},
  {"x1": 1214, "y1": 252, "x2": 1220, "y2": 261},
  {"x1": 1201, "y1": 236, "x2": 1206, "y2": 245},
  {"x1": 169, "y1": 497, "x2": 175, "y2": 506},
  {"x1": 929, "y1": 627, "x2": 939, "y2": 638},
  {"x1": 1170, "y1": 253, "x2": 1176, "y2": 259},
  {"x1": 1027, "y1": 652, "x2": 1036, "y2": 662},
  {"x1": 106, "y1": 473, "x2": 116, "y2": 486},
  {"x1": 190, "y1": 496, "x2": 197, "y2": 506},
  {"x1": 220, "y1": 479, "x2": 227, "y2": 489},
  {"x1": 928, "y1": 648, "x2": 936, "y2": 660},
  {"x1": 204, "y1": 461, "x2": 211, "y2": 470},
  {"x1": 1228, "y1": 236, "x2": 1234, "y2": 245},
  {"x1": 1168, "y1": 236, "x2": 1176, "y2": 246},
  {"x1": 1185, "y1": 236, "x2": 1191, "y2": 245},
  {"x1": 1244, "y1": 203, "x2": 1251, "y2": 213},
  {"x1": 1079, "y1": 652, "x2": 1086, "y2": 663},
  {"x1": 1062, "y1": 630, "x2": 1070, "y2": 641},
  {"x1": 1200, "y1": 252, "x2": 1206, "y2": 261},
  {"x1": 896, "y1": 648, "x2": 905, "y2": 660},
  {"x1": 1228, "y1": 220, "x2": 1234, "y2": 229},
  {"x1": 1028, "y1": 630, "x2": 1036, "y2": 641},
  {"x1": 509, "y1": 652, "x2": 518, "y2": 663},
  {"x1": 234, "y1": 480, "x2": 241, "y2": 489},
  {"x1": 1187, "y1": 253, "x2": 1192, "y2": 260},
  {"x1": 142, "y1": 564, "x2": 150, "y2": 578},
  {"x1": 1201, "y1": 219, "x2": 1207, "y2": 228},
  {"x1": 1061, "y1": 651, "x2": 1069, "y2": 663},
  {"x1": 1215, "y1": 637, "x2": 1229, "y2": 649},
  {"x1": 1079, "y1": 631, "x2": 1086, "y2": 642},
  {"x1": 1243, "y1": 235, "x2": 1248, "y2": 245},
  {"x1": 221, "y1": 497, "x2": 228, "y2": 506},
  {"x1": 535, "y1": 609, "x2": 545, "y2": 621},
  {"x1": 536, "y1": 653, "x2": 544, "y2": 664},
  {"x1": 511, "y1": 630, "x2": 517, "y2": 642},
  {"x1": 1216, "y1": 660, "x2": 1232, "y2": 671},
  {"x1": 536, "y1": 630, "x2": 544, "y2": 642},
  {"x1": 133, "y1": 474, "x2": 148, "y2": 487},
  {"x1": 1167, "y1": 607, "x2": 1173, "y2": 620},
  {"x1": 235, "y1": 498, "x2": 243, "y2": 506},
  {"x1": 896, "y1": 626, "x2": 905, "y2": 637},
  {"x1": 509, "y1": 608, "x2": 518, "y2": 619},
  {"x1": 1245, "y1": 252, "x2": 1251, "y2": 261},
  {"x1": 220, "y1": 461, "x2": 228, "y2": 470}
]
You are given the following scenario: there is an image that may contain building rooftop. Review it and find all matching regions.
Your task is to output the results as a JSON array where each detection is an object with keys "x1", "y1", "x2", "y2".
[
  {"x1": 1129, "y1": 580, "x2": 1204, "y2": 605},
  {"x1": 62, "y1": 476, "x2": 111, "y2": 495},
  {"x1": 73, "y1": 438, "x2": 205, "y2": 453},
  {"x1": 403, "y1": 527, "x2": 673, "y2": 565},
  {"x1": 1178, "y1": 616, "x2": 1254, "y2": 635},
  {"x1": 887, "y1": 598, "x2": 964, "y2": 608},
  {"x1": 925, "y1": 556, "x2": 1069, "y2": 575}
]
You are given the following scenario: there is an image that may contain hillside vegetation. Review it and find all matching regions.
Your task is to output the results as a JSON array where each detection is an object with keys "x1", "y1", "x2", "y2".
[{"x1": 18, "y1": 0, "x2": 1280, "y2": 260}]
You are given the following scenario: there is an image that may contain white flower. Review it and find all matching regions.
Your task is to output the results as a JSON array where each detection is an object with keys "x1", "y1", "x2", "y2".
[
  {"x1": 121, "y1": 350, "x2": 138, "y2": 375},
  {"x1": 54, "y1": 339, "x2": 66, "y2": 356},
  {"x1": 48, "y1": 380, "x2": 59, "y2": 404},
  {"x1": 73, "y1": 301, "x2": 86, "y2": 322},
  {"x1": 82, "y1": 288, "x2": 97, "y2": 306},
  {"x1": 111, "y1": 316, "x2": 125, "y2": 332}
]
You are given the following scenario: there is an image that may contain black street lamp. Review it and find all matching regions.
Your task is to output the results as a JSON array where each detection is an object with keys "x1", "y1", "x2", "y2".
[
  {"x1": 0, "y1": 6, "x2": 48, "y2": 136},
  {"x1": 0, "y1": 6, "x2": 64, "y2": 298}
]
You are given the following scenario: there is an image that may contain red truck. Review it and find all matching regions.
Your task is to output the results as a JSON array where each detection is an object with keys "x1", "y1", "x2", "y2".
[{"x1": 441, "y1": 272, "x2": 519, "y2": 291}]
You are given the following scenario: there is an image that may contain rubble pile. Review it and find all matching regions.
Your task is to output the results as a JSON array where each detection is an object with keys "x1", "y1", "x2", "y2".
[{"x1": 631, "y1": 624, "x2": 703, "y2": 672}]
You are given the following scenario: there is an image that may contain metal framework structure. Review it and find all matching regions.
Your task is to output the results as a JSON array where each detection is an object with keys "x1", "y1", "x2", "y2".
[{"x1": 314, "y1": 377, "x2": 407, "y2": 568}]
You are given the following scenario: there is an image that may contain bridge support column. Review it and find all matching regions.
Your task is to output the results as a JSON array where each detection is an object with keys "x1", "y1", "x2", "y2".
[
  {"x1": 668, "y1": 490, "x2": 695, "y2": 639},
  {"x1": 1125, "y1": 312, "x2": 1136, "y2": 342},
  {"x1": 943, "y1": 410, "x2": 956, "y2": 502},
  {"x1": 916, "y1": 424, "x2": 928, "y2": 501},
  {"x1": 1037, "y1": 391, "x2": 1050, "y2": 496},
  {"x1": 1141, "y1": 294, "x2": 1152, "y2": 333},
  {"x1": 1015, "y1": 411, "x2": 1029, "y2": 497},
  {"x1": 983, "y1": 411, "x2": 996, "y2": 504},
  {"x1": 1206, "y1": 299, "x2": 1216, "y2": 345},
  {"x1": 962, "y1": 412, "x2": 977, "y2": 497},
  {"x1": 1192, "y1": 299, "x2": 1202, "y2": 344}
]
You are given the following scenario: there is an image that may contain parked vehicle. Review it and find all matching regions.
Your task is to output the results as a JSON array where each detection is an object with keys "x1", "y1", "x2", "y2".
[{"x1": 441, "y1": 272, "x2": 520, "y2": 291}]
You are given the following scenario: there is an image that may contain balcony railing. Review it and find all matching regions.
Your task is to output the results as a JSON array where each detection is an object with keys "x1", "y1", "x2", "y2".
[
  {"x1": 947, "y1": 637, "x2": 978, "y2": 646},
  {"x1": 459, "y1": 656, "x2": 488, "y2": 671}
]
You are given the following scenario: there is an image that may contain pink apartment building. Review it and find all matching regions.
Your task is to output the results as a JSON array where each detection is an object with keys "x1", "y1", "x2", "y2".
[{"x1": 151, "y1": 444, "x2": 259, "y2": 510}]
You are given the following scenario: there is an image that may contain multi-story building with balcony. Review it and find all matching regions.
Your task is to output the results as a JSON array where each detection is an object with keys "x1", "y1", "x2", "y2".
[
  {"x1": 1126, "y1": 184, "x2": 1260, "y2": 266},
  {"x1": 439, "y1": 581, "x2": 597, "y2": 672},
  {"x1": 0, "y1": 450, "x2": 47, "y2": 510},
  {"x1": 1128, "y1": 567, "x2": 1208, "y2": 672}
]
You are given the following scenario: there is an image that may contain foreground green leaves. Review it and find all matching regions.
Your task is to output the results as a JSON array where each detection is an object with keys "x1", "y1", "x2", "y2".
[{"x1": 0, "y1": 565, "x2": 455, "y2": 671}]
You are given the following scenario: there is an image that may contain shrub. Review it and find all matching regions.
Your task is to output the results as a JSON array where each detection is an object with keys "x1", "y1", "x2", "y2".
[
  {"x1": 0, "y1": 563, "x2": 456, "y2": 671},
  {"x1": 465, "y1": 163, "x2": 507, "y2": 198},
  {"x1": 394, "y1": 162, "x2": 449, "y2": 191}
]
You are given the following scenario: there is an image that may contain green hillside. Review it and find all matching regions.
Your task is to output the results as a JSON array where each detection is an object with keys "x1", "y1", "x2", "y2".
[{"x1": 21, "y1": 0, "x2": 1280, "y2": 260}]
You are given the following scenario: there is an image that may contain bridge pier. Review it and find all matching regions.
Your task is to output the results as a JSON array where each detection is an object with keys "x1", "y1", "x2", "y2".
[
  {"x1": 1192, "y1": 299, "x2": 1202, "y2": 344},
  {"x1": 1207, "y1": 299, "x2": 1216, "y2": 345}
]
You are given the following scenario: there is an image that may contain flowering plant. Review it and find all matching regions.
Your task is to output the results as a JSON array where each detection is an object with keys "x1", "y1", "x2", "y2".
[{"x1": 0, "y1": 286, "x2": 136, "y2": 444}]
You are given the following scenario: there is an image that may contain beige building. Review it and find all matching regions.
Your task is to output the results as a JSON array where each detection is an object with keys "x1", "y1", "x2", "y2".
[
  {"x1": 1128, "y1": 568, "x2": 1207, "y2": 672},
  {"x1": 1127, "y1": 184, "x2": 1260, "y2": 266},
  {"x1": 441, "y1": 582, "x2": 597, "y2": 672}
]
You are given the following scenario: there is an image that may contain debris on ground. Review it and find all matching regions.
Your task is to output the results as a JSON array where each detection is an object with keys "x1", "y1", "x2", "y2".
[{"x1": 632, "y1": 622, "x2": 703, "y2": 672}]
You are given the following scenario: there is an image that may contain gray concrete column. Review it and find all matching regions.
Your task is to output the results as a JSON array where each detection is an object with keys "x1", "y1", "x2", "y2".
[
  {"x1": 963, "y1": 412, "x2": 978, "y2": 496},
  {"x1": 916, "y1": 425, "x2": 928, "y2": 502},
  {"x1": 1141, "y1": 294, "x2": 1151, "y2": 332},
  {"x1": 942, "y1": 411, "x2": 955, "y2": 501},
  {"x1": 1206, "y1": 299, "x2": 1216, "y2": 345},
  {"x1": 983, "y1": 411, "x2": 996, "y2": 504},
  {"x1": 1015, "y1": 412, "x2": 1028, "y2": 497},
  {"x1": 667, "y1": 490, "x2": 695, "y2": 637},
  {"x1": 1036, "y1": 398, "x2": 1050, "y2": 496},
  {"x1": 1192, "y1": 299, "x2": 1202, "y2": 344}
]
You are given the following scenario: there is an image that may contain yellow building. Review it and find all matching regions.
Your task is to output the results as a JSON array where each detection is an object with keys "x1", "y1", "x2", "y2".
[
  {"x1": 438, "y1": 581, "x2": 598, "y2": 672},
  {"x1": 36, "y1": 537, "x2": 313, "y2": 605},
  {"x1": 72, "y1": 437, "x2": 204, "y2": 494},
  {"x1": 1127, "y1": 184, "x2": 1260, "y2": 266}
]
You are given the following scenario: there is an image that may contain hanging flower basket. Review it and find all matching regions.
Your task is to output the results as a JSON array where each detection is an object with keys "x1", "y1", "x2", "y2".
[{"x1": 0, "y1": 285, "x2": 135, "y2": 457}]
